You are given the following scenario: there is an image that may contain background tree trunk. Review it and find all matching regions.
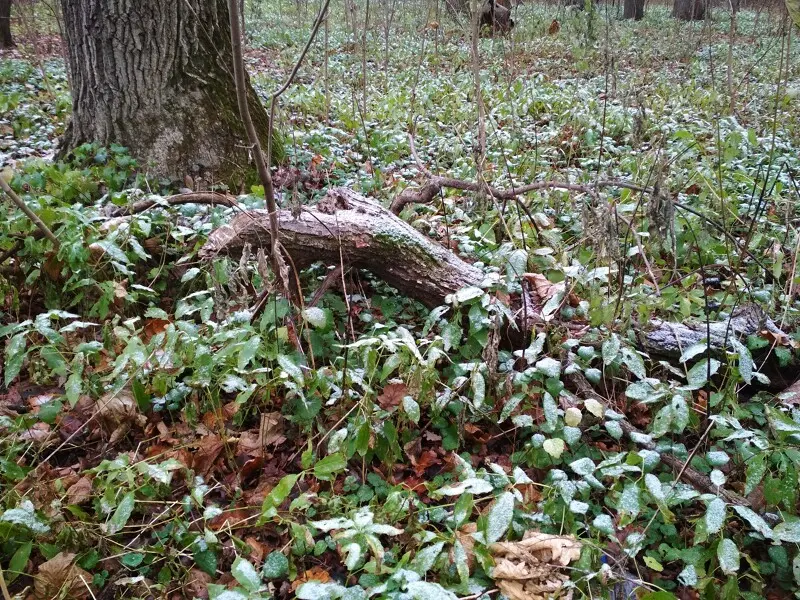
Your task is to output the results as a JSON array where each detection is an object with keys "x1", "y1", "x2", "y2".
[
  {"x1": 623, "y1": 0, "x2": 644, "y2": 19},
  {"x1": 0, "y1": 0, "x2": 13, "y2": 48},
  {"x1": 58, "y1": 0, "x2": 276, "y2": 189},
  {"x1": 673, "y1": 0, "x2": 705, "y2": 20}
]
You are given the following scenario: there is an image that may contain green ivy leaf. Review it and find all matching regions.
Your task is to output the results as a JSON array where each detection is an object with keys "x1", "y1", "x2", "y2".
[
  {"x1": 108, "y1": 492, "x2": 135, "y2": 534},
  {"x1": 4, "y1": 333, "x2": 27, "y2": 387},
  {"x1": 262, "y1": 551, "x2": 289, "y2": 579},
  {"x1": 8, "y1": 541, "x2": 32, "y2": 583},
  {"x1": 232, "y1": 556, "x2": 261, "y2": 592},
  {"x1": 314, "y1": 453, "x2": 347, "y2": 481}
]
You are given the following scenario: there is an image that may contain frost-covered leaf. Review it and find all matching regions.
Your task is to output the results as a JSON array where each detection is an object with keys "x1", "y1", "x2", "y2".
[
  {"x1": 343, "y1": 543, "x2": 362, "y2": 570},
  {"x1": 405, "y1": 580, "x2": 458, "y2": 600},
  {"x1": 717, "y1": 538, "x2": 740, "y2": 575},
  {"x1": 730, "y1": 339, "x2": 753, "y2": 384},
  {"x1": 402, "y1": 396, "x2": 420, "y2": 424},
  {"x1": 471, "y1": 371, "x2": 485, "y2": 409},
  {"x1": 486, "y1": 492, "x2": 515, "y2": 543},
  {"x1": 543, "y1": 392, "x2": 559, "y2": 430},
  {"x1": 232, "y1": 556, "x2": 261, "y2": 592},
  {"x1": 625, "y1": 381, "x2": 664, "y2": 402},
  {"x1": 0, "y1": 500, "x2": 50, "y2": 533},
  {"x1": 453, "y1": 286, "x2": 484, "y2": 304},
  {"x1": 569, "y1": 457, "x2": 595, "y2": 476},
  {"x1": 605, "y1": 420, "x2": 623, "y2": 439},
  {"x1": 733, "y1": 505, "x2": 772, "y2": 539},
  {"x1": 706, "y1": 451, "x2": 729, "y2": 466},
  {"x1": 678, "y1": 564, "x2": 698, "y2": 586},
  {"x1": 569, "y1": 500, "x2": 589, "y2": 514},
  {"x1": 505, "y1": 248, "x2": 528, "y2": 276},
  {"x1": 262, "y1": 551, "x2": 289, "y2": 579},
  {"x1": 774, "y1": 520, "x2": 800, "y2": 543},
  {"x1": 368, "y1": 523, "x2": 404, "y2": 536},
  {"x1": 136, "y1": 458, "x2": 183, "y2": 485},
  {"x1": 710, "y1": 469, "x2": 726, "y2": 486},
  {"x1": 410, "y1": 542, "x2": 445, "y2": 576},
  {"x1": 679, "y1": 341, "x2": 708, "y2": 363},
  {"x1": 296, "y1": 582, "x2": 350, "y2": 600},
  {"x1": 650, "y1": 404, "x2": 672, "y2": 438},
  {"x1": 645, "y1": 474, "x2": 665, "y2": 502},
  {"x1": 312, "y1": 517, "x2": 353, "y2": 532},
  {"x1": 705, "y1": 498, "x2": 726, "y2": 534},
  {"x1": 535, "y1": 357, "x2": 561, "y2": 378},
  {"x1": 238, "y1": 335, "x2": 261, "y2": 371},
  {"x1": 621, "y1": 347, "x2": 646, "y2": 379},
  {"x1": 592, "y1": 514, "x2": 614, "y2": 535},
  {"x1": 181, "y1": 267, "x2": 201, "y2": 282},
  {"x1": 562, "y1": 426, "x2": 582, "y2": 445},
  {"x1": 302, "y1": 307, "x2": 328, "y2": 328},
  {"x1": 602, "y1": 334, "x2": 620, "y2": 365},
  {"x1": 619, "y1": 483, "x2": 640, "y2": 517},
  {"x1": 436, "y1": 477, "x2": 494, "y2": 496},
  {"x1": 686, "y1": 359, "x2": 721, "y2": 388}
]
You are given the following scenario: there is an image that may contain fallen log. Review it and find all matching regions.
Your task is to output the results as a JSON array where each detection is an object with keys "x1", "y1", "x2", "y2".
[
  {"x1": 639, "y1": 303, "x2": 787, "y2": 358},
  {"x1": 200, "y1": 187, "x2": 483, "y2": 309}
]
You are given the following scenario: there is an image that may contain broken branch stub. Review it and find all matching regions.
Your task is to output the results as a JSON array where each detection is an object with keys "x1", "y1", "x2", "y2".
[{"x1": 200, "y1": 187, "x2": 484, "y2": 309}]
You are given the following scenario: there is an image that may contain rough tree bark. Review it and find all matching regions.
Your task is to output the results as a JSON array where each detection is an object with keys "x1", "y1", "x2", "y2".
[
  {"x1": 673, "y1": 0, "x2": 705, "y2": 20},
  {"x1": 623, "y1": 0, "x2": 644, "y2": 20},
  {"x1": 58, "y1": 0, "x2": 275, "y2": 188},
  {"x1": 200, "y1": 188, "x2": 484, "y2": 309},
  {"x1": 0, "y1": 0, "x2": 13, "y2": 48}
]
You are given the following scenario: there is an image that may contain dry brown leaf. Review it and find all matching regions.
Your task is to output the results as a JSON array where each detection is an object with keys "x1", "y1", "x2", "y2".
[
  {"x1": 489, "y1": 532, "x2": 581, "y2": 600},
  {"x1": 523, "y1": 273, "x2": 565, "y2": 304},
  {"x1": 291, "y1": 566, "x2": 331, "y2": 592},
  {"x1": 259, "y1": 411, "x2": 285, "y2": 447},
  {"x1": 66, "y1": 477, "x2": 93, "y2": 505},
  {"x1": 377, "y1": 382, "x2": 407, "y2": 410},
  {"x1": 94, "y1": 390, "x2": 146, "y2": 445},
  {"x1": 19, "y1": 422, "x2": 56, "y2": 446},
  {"x1": 192, "y1": 434, "x2": 224, "y2": 477},
  {"x1": 184, "y1": 569, "x2": 213, "y2": 600},
  {"x1": 35, "y1": 552, "x2": 93, "y2": 600}
]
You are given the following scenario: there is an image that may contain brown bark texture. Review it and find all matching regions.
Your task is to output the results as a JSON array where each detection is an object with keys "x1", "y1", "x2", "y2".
[
  {"x1": 0, "y1": 0, "x2": 13, "y2": 48},
  {"x1": 623, "y1": 0, "x2": 644, "y2": 20},
  {"x1": 673, "y1": 0, "x2": 705, "y2": 19},
  {"x1": 58, "y1": 0, "x2": 273, "y2": 187},
  {"x1": 200, "y1": 187, "x2": 484, "y2": 309}
]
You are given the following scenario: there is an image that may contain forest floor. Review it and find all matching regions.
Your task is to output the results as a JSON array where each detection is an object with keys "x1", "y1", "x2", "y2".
[{"x1": 1, "y1": 2, "x2": 800, "y2": 600}]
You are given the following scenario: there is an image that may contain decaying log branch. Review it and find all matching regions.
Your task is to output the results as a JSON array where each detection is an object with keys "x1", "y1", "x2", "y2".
[
  {"x1": 640, "y1": 304, "x2": 787, "y2": 358},
  {"x1": 200, "y1": 187, "x2": 483, "y2": 309}
]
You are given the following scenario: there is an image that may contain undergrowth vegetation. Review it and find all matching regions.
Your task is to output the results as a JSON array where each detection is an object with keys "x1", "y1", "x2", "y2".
[{"x1": 1, "y1": 1, "x2": 800, "y2": 599}]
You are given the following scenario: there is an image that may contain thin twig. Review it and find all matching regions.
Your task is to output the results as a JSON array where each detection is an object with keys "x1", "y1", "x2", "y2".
[
  {"x1": 0, "y1": 175, "x2": 61, "y2": 249},
  {"x1": 228, "y1": 0, "x2": 284, "y2": 288}
]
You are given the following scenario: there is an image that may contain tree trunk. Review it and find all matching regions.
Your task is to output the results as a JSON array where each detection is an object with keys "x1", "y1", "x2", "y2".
[
  {"x1": 623, "y1": 0, "x2": 644, "y2": 19},
  {"x1": 58, "y1": 0, "x2": 276, "y2": 189},
  {"x1": 672, "y1": 0, "x2": 705, "y2": 20},
  {"x1": 0, "y1": 0, "x2": 13, "y2": 49}
]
